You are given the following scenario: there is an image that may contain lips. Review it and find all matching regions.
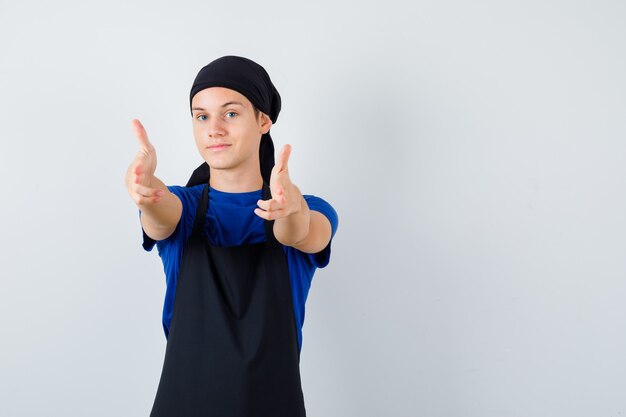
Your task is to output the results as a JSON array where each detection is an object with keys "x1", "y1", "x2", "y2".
[{"x1": 208, "y1": 144, "x2": 231, "y2": 151}]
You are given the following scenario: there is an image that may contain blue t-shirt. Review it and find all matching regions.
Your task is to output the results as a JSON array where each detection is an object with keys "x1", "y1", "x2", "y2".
[{"x1": 140, "y1": 184, "x2": 339, "y2": 352}]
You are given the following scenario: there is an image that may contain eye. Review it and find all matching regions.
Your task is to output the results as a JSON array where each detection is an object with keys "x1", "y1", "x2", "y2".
[
  {"x1": 196, "y1": 114, "x2": 207, "y2": 121},
  {"x1": 225, "y1": 111, "x2": 238, "y2": 118}
]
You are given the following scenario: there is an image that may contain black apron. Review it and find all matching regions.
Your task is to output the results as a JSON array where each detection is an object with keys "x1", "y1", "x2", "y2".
[{"x1": 150, "y1": 181, "x2": 306, "y2": 417}]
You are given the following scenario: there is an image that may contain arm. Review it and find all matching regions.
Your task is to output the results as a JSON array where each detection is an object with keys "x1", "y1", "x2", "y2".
[
  {"x1": 254, "y1": 144, "x2": 332, "y2": 254},
  {"x1": 126, "y1": 118, "x2": 183, "y2": 241},
  {"x1": 138, "y1": 176, "x2": 182, "y2": 241},
  {"x1": 272, "y1": 192, "x2": 332, "y2": 254}
]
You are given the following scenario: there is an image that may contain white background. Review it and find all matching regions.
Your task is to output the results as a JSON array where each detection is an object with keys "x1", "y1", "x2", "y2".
[{"x1": 1, "y1": 0, "x2": 625, "y2": 416}]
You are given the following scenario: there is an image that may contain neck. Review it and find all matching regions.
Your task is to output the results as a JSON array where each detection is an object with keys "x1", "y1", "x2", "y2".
[{"x1": 209, "y1": 167, "x2": 263, "y2": 193}]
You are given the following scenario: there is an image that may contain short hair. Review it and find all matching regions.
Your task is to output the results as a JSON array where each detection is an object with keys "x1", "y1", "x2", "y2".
[{"x1": 253, "y1": 106, "x2": 271, "y2": 125}]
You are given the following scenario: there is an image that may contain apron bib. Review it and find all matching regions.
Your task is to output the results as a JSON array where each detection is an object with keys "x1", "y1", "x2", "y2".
[{"x1": 150, "y1": 181, "x2": 306, "y2": 417}]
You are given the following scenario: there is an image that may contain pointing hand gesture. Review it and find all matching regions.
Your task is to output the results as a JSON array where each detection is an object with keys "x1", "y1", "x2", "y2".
[
  {"x1": 125, "y1": 118, "x2": 163, "y2": 206},
  {"x1": 255, "y1": 144, "x2": 303, "y2": 220}
]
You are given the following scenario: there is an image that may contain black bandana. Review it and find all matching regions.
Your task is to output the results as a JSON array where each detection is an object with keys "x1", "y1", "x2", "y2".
[{"x1": 186, "y1": 55, "x2": 281, "y2": 187}]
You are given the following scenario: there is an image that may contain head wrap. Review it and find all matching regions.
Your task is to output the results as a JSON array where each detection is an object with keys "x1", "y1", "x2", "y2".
[{"x1": 186, "y1": 55, "x2": 281, "y2": 187}]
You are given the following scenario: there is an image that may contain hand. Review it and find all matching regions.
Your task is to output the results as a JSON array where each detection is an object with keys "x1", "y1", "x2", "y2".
[
  {"x1": 254, "y1": 144, "x2": 303, "y2": 220},
  {"x1": 125, "y1": 118, "x2": 163, "y2": 206}
]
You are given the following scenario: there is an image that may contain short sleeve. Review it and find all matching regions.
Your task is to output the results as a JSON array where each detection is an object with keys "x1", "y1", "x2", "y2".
[
  {"x1": 138, "y1": 185, "x2": 200, "y2": 252},
  {"x1": 302, "y1": 195, "x2": 339, "y2": 268},
  {"x1": 141, "y1": 224, "x2": 157, "y2": 252}
]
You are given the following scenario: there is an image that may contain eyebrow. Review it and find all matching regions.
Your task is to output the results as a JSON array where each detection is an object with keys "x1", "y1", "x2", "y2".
[{"x1": 191, "y1": 101, "x2": 245, "y2": 111}]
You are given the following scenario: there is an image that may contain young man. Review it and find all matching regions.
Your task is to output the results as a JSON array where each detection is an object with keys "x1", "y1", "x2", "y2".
[{"x1": 125, "y1": 56, "x2": 338, "y2": 416}]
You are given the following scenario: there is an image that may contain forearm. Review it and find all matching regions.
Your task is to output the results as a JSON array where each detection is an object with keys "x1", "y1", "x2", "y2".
[
  {"x1": 273, "y1": 192, "x2": 310, "y2": 247},
  {"x1": 139, "y1": 176, "x2": 182, "y2": 240},
  {"x1": 256, "y1": 144, "x2": 332, "y2": 253}
]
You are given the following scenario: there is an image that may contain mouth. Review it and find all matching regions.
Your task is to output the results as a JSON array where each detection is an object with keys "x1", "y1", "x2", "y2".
[{"x1": 207, "y1": 144, "x2": 231, "y2": 151}]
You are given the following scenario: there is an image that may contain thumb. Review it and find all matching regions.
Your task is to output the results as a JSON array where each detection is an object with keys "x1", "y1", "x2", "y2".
[
  {"x1": 131, "y1": 118, "x2": 153, "y2": 152},
  {"x1": 276, "y1": 144, "x2": 291, "y2": 173}
]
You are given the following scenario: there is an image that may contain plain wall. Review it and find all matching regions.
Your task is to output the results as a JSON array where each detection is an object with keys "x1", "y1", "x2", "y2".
[{"x1": 1, "y1": 0, "x2": 625, "y2": 416}]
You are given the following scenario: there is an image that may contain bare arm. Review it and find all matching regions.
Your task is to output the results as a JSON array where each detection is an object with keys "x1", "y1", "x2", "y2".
[
  {"x1": 254, "y1": 144, "x2": 332, "y2": 254},
  {"x1": 125, "y1": 118, "x2": 182, "y2": 242},
  {"x1": 274, "y1": 202, "x2": 332, "y2": 254},
  {"x1": 138, "y1": 176, "x2": 182, "y2": 241}
]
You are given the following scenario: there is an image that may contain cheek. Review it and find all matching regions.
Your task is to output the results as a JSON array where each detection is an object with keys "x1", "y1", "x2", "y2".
[
  {"x1": 192, "y1": 133, "x2": 205, "y2": 152},
  {"x1": 192, "y1": 124, "x2": 204, "y2": 141}
]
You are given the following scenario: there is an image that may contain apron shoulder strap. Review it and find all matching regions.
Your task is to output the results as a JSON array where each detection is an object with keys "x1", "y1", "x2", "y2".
[
  {"x1": 191, "y1": 181, "x2": 281, "y2": 246},
  {"x1": 192, "y1": 182, "x2": 209, "y2": 237},
  {"x1": 261, "y1": 182, "x2": 280, "y2": 246}
]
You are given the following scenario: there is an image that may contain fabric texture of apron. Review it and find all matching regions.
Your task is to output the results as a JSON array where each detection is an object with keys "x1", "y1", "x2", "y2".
[{"x1": 150, "y1": 181, "x2": 306, "y2": 417}]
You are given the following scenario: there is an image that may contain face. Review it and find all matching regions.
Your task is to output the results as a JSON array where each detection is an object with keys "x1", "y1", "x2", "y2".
[{"x1": 191, "y1": 87, "x2": 272, "y2": 175}]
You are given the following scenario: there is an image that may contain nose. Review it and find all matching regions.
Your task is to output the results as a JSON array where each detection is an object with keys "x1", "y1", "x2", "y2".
[{"x1": 208, "y1": 117, "x2": 226, "y2": 138}]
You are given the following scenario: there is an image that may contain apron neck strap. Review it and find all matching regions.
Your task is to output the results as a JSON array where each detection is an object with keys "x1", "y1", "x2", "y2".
[
  {"x1": 191, "y1": 183, "x2": 209, "y2": 235},
  {"x1": 260, "y1": 183, "x2": 279, "y2": 245}
]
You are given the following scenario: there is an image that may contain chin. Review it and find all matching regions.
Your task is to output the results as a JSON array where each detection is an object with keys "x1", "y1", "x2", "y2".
[
  {"x1": 203, "y1": 157, "x2": 231, "y2": 170},
  {"x1": 201, "y1": 153, "x2": 220, "y2": 165}
]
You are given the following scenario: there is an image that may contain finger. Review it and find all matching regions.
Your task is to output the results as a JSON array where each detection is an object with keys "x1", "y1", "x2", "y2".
[
  {"x1": 134, "y1": 183, "x2": 164, "y2": 198},
  {"x1": 271, "y1": 184, "x2": 285, "y2": 205},
  {"x1": 131, "y1": 188, "x2": 162, "y2": 205},
  {"x1": 254, "y1": 207, "x2": 285, "y2": 220},
  {"x1": 270, "y1": 182, "x2": 284, "y2": 203},
  {"x1": 275, "y1": 144, "x2": 291, "y2": 173},
  {"x1": 132, "y1": 118, "x2": 152, "y2": 151},
  {"x1": 133, "y1": 162, "x2": 146, "y2": 185},
  {"x1": 257, "y1": 198, "x2": 282, "y2": 212},
  {"x1": 134, "y1": 194, "x2": 162, "y2": 206},
  {"x1": 133, "y1": 162, "x2": 142, "y2": 175}
]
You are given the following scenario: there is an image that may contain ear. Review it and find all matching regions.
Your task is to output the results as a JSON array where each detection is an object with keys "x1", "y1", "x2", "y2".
[{"x1": 259, "y1": 112, "x2": 273, "y2": 134}]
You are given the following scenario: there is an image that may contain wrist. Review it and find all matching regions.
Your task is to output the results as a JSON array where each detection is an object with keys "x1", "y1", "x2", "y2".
[{"x1": 288, "y1": 185, "x2": 306, "y2": 217}]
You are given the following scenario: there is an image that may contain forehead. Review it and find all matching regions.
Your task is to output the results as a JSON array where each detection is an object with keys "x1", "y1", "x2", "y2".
[{"x1": 191, "y1": 87, "x2": 252, "y2": 110}]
